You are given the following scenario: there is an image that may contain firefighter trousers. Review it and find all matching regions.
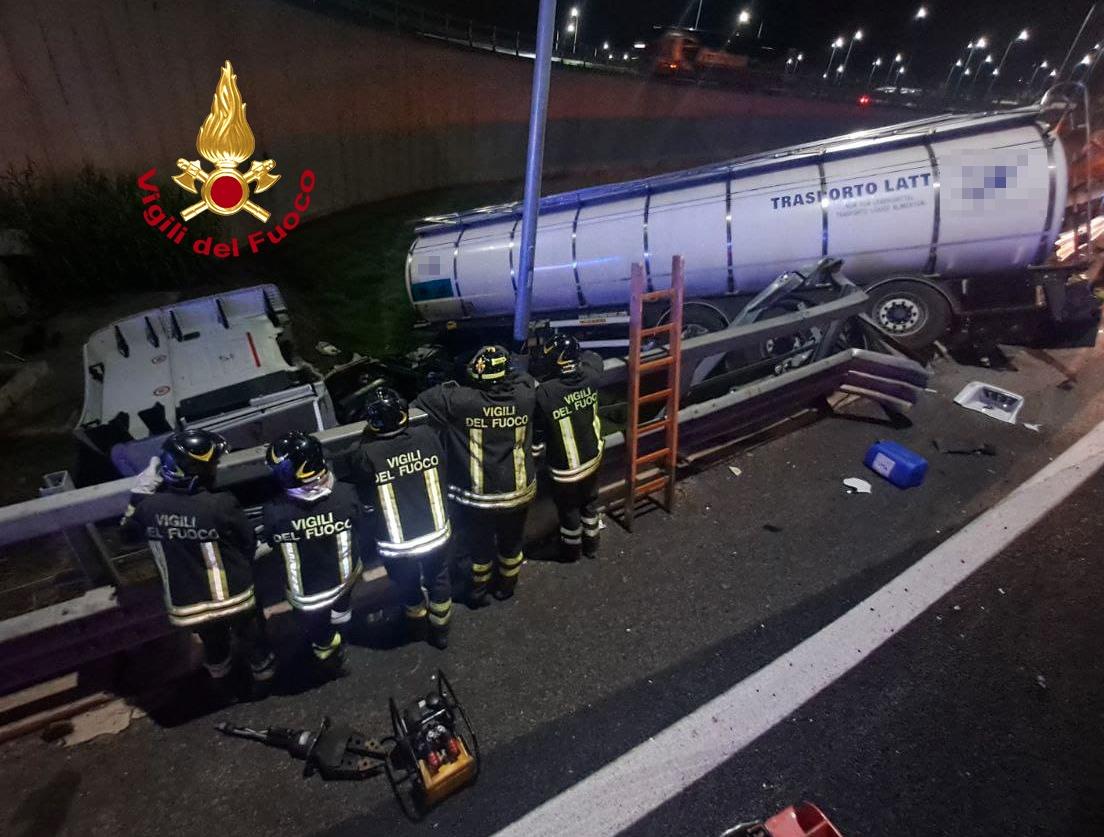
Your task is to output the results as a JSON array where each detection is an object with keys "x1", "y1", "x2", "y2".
[
  {"x1": 195, "y1": 602, "x2": 277, "y2": 684},
  {"x1": 384, "y1": 543, "x2": 453, "y2": 628},
  {"x1": 551, "y1": 472, "x2": 601, "y2": 560},
  {"x1": 294, "y1": 589, "x2": 353, "y2": 661},
  {"x1": 453, "y1": 503, "x2": 529, "y2": 597}
]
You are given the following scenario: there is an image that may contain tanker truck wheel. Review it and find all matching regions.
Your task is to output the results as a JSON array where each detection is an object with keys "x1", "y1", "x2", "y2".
[{"x1": 866, "y1": 281, "x2": 952, "y2": 350}]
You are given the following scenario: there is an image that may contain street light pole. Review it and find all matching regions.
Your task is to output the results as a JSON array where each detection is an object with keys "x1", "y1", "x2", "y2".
[
  {"x1": 568, "y1": 7, "x2": 579, "y2": 54},
  {"x1": 1056, "y1": 3, "x2": 1096, "y2": 80},
  {"x1": 944, "y1": 59, "x2": 963, "y2": 90},
  {"x1": 824, "y1": 37, "x2": 844, "y2": 79},
  {"x1": 867, "y1": 58, "x2": 883, "y2": 87},
  {"x1": 987, "y1": 29, "x2": 1029, "y2": 100},
  {"x1": 513, "y1": 0, "x2": 558, "y2": 347},
  {"x1": 884, "y1": 53, "x2": 903, "y2": 86},
  {"x1": 955, "y1": 37, "x2": 986, "y2": 95},
  {"x1": 694, "y1": 0, "x2": 704, "y2": 30},
  {"x1": 837, "y1": 29, "x2": 863, "y2": 84}
]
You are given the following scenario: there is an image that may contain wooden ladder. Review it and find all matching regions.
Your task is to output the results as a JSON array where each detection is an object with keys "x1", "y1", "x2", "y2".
[{"x1": 623, "y1": 255, "x2": 685, "y2": 531}]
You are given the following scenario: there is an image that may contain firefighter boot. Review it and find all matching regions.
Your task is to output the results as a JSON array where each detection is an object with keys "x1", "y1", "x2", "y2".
[
  {"x1": 582, "y1": 514, "x2": 601, "y2": 559},
  {"x1": 467, "y1": 561, "x2": 492, "y2": 608},
  {"x1": 202, "y1": 655, "x2": 239, "y2": 707},
  {"x1": 559, "y1": 525, "x2": 583, "y2": 563},
  {"x1": 312, "y1": 632, "x2": 349, "y2": 681},
  {"x1": 427, "y1": 599, "x2": 452, "y2": 650},
  {"x1": 404, "y1": 602, "x2": 429, "y2": 644},
  {"x1": 248, "y1": 650, "x2": 280, "y2": 700},
  {"x1": 493, "y1": 551, "x2": 523, "y2": 600}
]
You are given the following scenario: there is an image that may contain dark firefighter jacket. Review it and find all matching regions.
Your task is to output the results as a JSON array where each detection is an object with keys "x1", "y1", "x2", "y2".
[
  {"x1": 535, "y1": 350, "x2": 605, "y2": 483},
  {"x1": 351, "y1": 423, "x2": 451, "y2": 558},
  {"x1": 261, "y1": 480, "x2": 367, "y2": 611},
  {"x1": 120, "y1": 487, "x2": 256, "y2": 627},
  {"x1": 413, "y1": 371, "x2": 538, "y2": 510}
]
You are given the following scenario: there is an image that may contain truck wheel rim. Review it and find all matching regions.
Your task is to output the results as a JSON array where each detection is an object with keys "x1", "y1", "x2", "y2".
[{"x1": 876, "y1": 297, "x2": 924, "y2": 335}]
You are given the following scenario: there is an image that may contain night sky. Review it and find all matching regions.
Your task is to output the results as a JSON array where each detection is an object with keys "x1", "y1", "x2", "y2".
[{"x1": 410, "y1": 1, "x2": 1095, "y2": 86}]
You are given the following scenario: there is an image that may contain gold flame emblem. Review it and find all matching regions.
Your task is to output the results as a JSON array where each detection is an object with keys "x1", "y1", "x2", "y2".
[{"x1": 172, "y1": 61, "x2": 280, "y2": 222}]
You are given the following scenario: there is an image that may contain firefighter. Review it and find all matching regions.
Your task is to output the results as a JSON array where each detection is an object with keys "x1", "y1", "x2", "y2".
[
  {"x1": 261, "y1": 431, "x2": 366, "y2": 678},
  {"x1": 535, "y1": 333, "x2": 604, "y2": 560},
  {"x1": 413, "y1": 345, "x2": 537, "y2": 606},
  {"x1": 120, "y1": 429, "x2": 276, "y2": 701},
  {"x1": 352, "y1": 387, "x2": 453, "y2": 648}
]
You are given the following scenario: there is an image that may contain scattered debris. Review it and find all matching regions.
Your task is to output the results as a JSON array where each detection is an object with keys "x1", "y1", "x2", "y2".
[
  {"x1": 315, "y1": 341, "x2": 342, "y2": 356},
  {"x1": 1023, "y1": 423, "x2": 1042, "y2": 433},
  {"x1": 932, "y1": 438, "x2": 997, "y2": 456},
  {"x1": 1057, "y1": 379, "x2": 1075, "y2": 391},
  {"x1": 60, "y1": 700, "x2": 139, "y2": 747},
  {"x1": 3, "y1": 350, "x2": 25, "y2": 362},
  {"x1": 864, "y1": 441, "x2": 928, "y2": 488},
  {"x1": 1035, "y1": 674, "x2": 1048, "y2": 690},
  {"x1": 843, "y1": 477, "x2": 872, "y2": 494},
  {"x1": 728, "y1": 465, "x2": 743, "y2": 477},
  {"x1": 998, "y1": 587, "x2": 1006, "y2": 595},
  {"x1": 953, "y1": 381, "x2": 1024, "y2": 424},
  {"x1": 763, "y1": 524, "x2": 782, "y2": 533}
]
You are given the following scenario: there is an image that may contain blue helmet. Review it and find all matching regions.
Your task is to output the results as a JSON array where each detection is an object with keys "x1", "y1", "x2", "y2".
[
  {"x1": 160, "y1": 429, "x2": 228, "y2": 491},
  {"x1": 266, "y1": 431, "x2": 328, "y2": 489}
]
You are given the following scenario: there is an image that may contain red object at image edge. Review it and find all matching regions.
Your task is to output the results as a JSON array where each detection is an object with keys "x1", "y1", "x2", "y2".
[{"x1": 764, "y1": 802, "x2": 843, "y2": 837}]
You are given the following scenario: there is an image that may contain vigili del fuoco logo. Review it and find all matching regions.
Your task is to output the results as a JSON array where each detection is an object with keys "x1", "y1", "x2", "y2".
[{"x1": 136, "y1": 61, "x2": 315, "y2": 258}]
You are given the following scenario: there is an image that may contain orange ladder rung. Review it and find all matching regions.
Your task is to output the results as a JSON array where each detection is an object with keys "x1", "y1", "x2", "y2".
[
  {"x1": 632, "y1": 475, "x2": 670, "y2": 497},
  {"x1": 637, "y1": 389, "x2": 672, "y2": 406},
  {"x1": 639, "y1": 356, "x2": 674, "y2": 374},
  {"x1": 641, "y1": 290, "x2": 675, "y2": 303},
  {"x1": 634, "y1": 448, "x2": 671, "y2": 467},
  {"x1": 640, "y1": 323, "x2": 673, "y2": 339},
  {"x1": 636, "y1": 418, "x2": 670, "y2": 437}
]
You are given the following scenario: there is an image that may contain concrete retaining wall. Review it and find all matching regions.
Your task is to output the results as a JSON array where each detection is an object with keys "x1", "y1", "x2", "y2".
[{"x1": 0, "y1": 0, "x2": 920, "y2": 218}]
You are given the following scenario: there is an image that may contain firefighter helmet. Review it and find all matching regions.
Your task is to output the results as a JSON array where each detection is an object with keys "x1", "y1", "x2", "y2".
[
  {"x1": 266, "y1": 430, "x2": 329, "y2": 489},
  {"x1": 363, "y1": 387, "x2": 409, "y2": 437},
  {"x1": 541, "y1": 332, "x2": 581, "y2": 376},
  {"x1": 159, "y1": 429, "x2": 228, "y2": 490},
  {"x1": 468, "y1": 345, "x2": 511, "y2": 386}
]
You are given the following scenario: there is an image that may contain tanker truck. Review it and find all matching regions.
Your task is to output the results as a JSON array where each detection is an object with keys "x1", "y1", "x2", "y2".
[{"x1": 406, "y1": 105, "x2": 1095, "y2": 350}]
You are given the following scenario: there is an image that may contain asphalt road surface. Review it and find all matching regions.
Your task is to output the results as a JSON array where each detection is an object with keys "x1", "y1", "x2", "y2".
[{"x1": 3, "y1": 335, "x2": 1104, "y2": 837}]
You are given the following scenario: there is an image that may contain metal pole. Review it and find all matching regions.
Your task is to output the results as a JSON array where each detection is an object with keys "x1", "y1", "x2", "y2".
[
  {"x1": 954, "y1": 45, "x2": 977, "y2": 95},
  {"x1": 694, "y1": 0, "x2": 704, "y2": 30},
  {"x1": 839, "y1": 38, "x2": 856, "y2": 84},
  {"x1": 824, "y1": 46, "x2": 838, "y2": 78},
  {"x1": 1058, "y1": 4, "x2": 1096, "y2": 79},
  {"x1": 512, "y1": 0, "x2": 558, "y2": 346},
  {"x1": 987, "y1": 40, "x2": 1016, "y2": 100}
]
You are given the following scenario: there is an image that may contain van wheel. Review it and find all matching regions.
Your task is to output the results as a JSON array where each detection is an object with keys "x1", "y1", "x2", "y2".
[{"x1": 866, "y1": 281, "x2": 952, "y2": 350}]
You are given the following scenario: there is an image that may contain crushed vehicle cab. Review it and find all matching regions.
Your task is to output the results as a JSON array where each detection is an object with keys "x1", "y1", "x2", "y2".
[{"x1": 75, "y1": 285, "x2": 335, "y2": 483}]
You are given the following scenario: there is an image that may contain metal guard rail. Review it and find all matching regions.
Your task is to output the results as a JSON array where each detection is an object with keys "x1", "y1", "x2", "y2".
[{"x1": 0, "y1": 279, "x2": 930, "y2": 548}]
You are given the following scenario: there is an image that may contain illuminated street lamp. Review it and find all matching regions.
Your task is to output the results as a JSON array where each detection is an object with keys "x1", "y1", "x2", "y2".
[
  {"x1": 738, "y1": 9, "x2": 751, "y2": 26},
  {"x1": 602, "y1": 41, "x2": 609, "y2": 51},
  {"x1": 968, "y1": 53, "x2": 993, "y2": 95},
  {"x1": 955, "y1": 37, "x2": 986, "y2": 96},
  {"x1": 837, "y1": 29, "x2": 863, "y2": 84},
  {"x1": 944, "y1": 58, "x2": 964, "y2": 89},
  {"x1": 824, "y1": 36, "x2": 845, "y2": 79},
  {"x1": 567, "y1": 7, "x2": 579, "y2": 54},
  {"x1": 1026, "y1": 59, "x2": 1048, "y2": 90},
  {"x1": 883, "y1": 52, "x2": 904, "y2": 85},
  {"x1": 915, "y1": 6, "x2": 928, "y2": 20},
  {"x1": 987, "y1": 28, "x2": 1029, "y2": 99},
  {"x1": 868, "y1": 57, "x2": 883, "y2": 87}
]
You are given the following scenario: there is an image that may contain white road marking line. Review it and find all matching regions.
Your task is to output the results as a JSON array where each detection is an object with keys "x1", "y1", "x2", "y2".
[{"x1": 494, "y1": 419, "x2": 1104, "y2": 837}]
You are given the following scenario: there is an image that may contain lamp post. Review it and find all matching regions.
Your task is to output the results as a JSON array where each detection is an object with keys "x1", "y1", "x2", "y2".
[
  {"x1": 867, "y1": 57, "x2": 883, "y2": 87},
  {"x1": 986, "y1": 29, "x2": 1029, "y2": 100},
  {"x1": 837, "y1": 29, "x2": 863, "y2": 84},
  {"x1": 883, "y1": 52, "x2": 904, "y2": 85},
  {"x1": 944, "y1": 58, "x2": 963, "y2": 90},
  {"x1": 693, "y1": 0, "x2": 704, "y2": 30},
  {"x1": 968, "y1": 53, "x2": 993, "y2": 96},
  {"x1": 1026, "y1": 59, "x2": 1048, "y2": 90},
  {"x1": 955, "y1": 36, "x2": 986, "y2": 95},
  {"x1": 724, "y1": 9, "x2": 752, "y2": 48},
  {"x1": 824, "y1": 36, "x2": 845, "y2": 79},
  {"x1": 567, "y1": 7, "x2": 579, "y2": 54}
]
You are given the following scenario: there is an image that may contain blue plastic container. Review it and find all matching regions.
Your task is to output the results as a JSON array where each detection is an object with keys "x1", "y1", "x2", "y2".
[{"x1": 863, "y1": 441, "x2": 928, "y2": 489}]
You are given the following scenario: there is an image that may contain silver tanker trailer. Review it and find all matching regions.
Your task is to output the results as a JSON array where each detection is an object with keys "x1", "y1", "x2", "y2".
[{"x1": 407, "y1": 106, "x2": 1090, "y2": 349}]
